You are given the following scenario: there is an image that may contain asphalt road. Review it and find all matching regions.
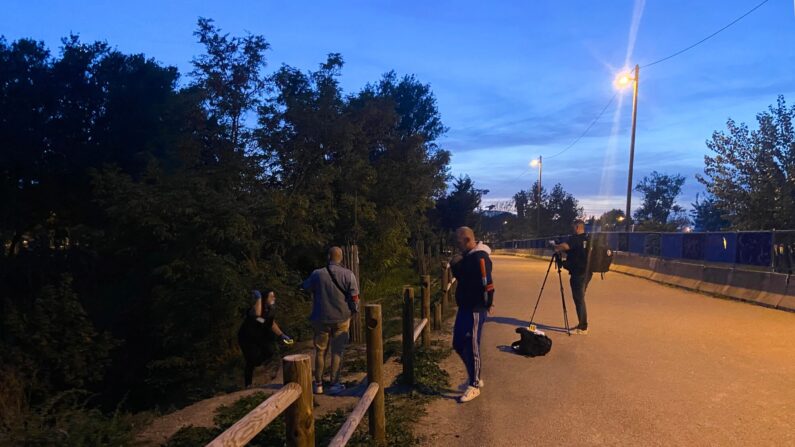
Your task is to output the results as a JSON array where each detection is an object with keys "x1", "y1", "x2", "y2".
[{"x1": 414, "y1": 254, "x2": 795, "y2": 446}]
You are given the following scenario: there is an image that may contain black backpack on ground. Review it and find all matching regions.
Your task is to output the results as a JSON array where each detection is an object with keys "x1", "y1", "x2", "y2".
[
  {"x1": 511, "y1": 327, "x2": 552, "y2": 357},
  {"x1": 587, "y1": 234, "x2": 614, "y2": 275}
]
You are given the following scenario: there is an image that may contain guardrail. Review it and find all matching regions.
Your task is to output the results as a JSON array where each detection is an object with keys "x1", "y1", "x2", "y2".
[
  {"x1": 500, "y1": 230, "x2": 795, "y2": 274},
  {"x1": 496, "y1": 247, "x2": 795, "y2": 312},
  {"x1": 207, "y1": 304, "x2": 387, "y2": 447}
]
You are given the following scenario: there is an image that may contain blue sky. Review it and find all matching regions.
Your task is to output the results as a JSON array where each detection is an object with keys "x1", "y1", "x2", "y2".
[{"x1": 3, "y1": 0, "x2": 794, "y2": 216}]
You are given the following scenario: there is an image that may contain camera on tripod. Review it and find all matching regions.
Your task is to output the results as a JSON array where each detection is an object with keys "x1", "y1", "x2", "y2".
[
  {"x1": 547, "y1": 240, "x2": 566, "y2": 271},
  {"x1": 528, "y1": 249, "x2": 573, "y2": 335},
  {"x1": 552, "y1": 252, "x2": 564, "y2": 270}
]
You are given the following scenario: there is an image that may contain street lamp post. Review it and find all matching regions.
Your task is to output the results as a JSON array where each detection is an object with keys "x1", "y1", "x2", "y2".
[
  {"x1": 530, "y1": 156, "x2": 542, "y2": 236},
  {"x1": 615, "y1": 64, "x2": 640, "y2": 232}
]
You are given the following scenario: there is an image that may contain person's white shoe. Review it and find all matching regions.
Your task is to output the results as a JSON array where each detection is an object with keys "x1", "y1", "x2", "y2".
[
  {"x1": 459, "y1": 386, "x2": 481, "y2": 403},
  {"x1": 459, "y1": 379, "x2": 484, "y2": 391},
  {"x1": 313, "y1": 382, "x2": 324, "y2": 394}
]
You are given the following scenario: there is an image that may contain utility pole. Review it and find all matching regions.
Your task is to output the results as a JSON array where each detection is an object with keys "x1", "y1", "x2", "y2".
[{"x1": 624, "y1": 64, "x2": 639, "y2": 232}]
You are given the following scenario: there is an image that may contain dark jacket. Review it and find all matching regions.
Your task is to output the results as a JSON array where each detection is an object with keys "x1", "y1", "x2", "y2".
[
  {"x1": 238, "y1": 304, "x2": 276, "y2": 363},
  {"x1": 451, "y1": 242, "x2": 495, "y2": 311},
  {"x1": 564, "y1": 233, "x2": 589, "y2": 276}
]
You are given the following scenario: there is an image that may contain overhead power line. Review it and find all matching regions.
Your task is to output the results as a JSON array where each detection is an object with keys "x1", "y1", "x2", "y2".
[
  {"x1": 642, "y1": 0, "x2": 771, "y2": 68},
  {"x1": 544, "y1": 93, "x2": 618, "y2": 160},
  {"x1": 538, "y1": 0, "x2": 770, "y2": 162}
]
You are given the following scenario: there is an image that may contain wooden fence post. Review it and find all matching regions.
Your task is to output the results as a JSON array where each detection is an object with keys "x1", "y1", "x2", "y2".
[
  {"x1": 207, "y1": 383, "x2": 302, "y2": 447},
  {"x1": 365, "y1": 305, "x2": 386, "y2": 444},
  {"x1": 433, "y1": 302, "x2": 442, "y2": 331},
  {"x1": 448, "y1": 265, "x2": 457, "y2": 310},
  {"x1": 421, "y1": 275, "x2": 431, "y2": 349},
  {"x1": 345, "y1": 245, "x2": 363, "y2": 343},
  {"x1": 402, "y1": 286, "x2": 414, "y2": 386},
  {"x1": 440, "y1": 261, "x2": 449, "y2": 315},
  {"x1": 283, "y1": 354, "x2": 314, "y2": 447}
]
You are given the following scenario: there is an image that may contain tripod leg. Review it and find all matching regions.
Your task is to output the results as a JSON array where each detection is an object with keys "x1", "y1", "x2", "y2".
[
  {"x1": 529, "y1": 255, "x2": 556, "y2": 326},
  {"x1": 557, "y1": 267, "x2": 571, "y2": 335}
]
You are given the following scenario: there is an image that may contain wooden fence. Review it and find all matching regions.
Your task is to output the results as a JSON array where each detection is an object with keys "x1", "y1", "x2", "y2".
[{"x1": 207, "y1": 304, "x2": 386, "y2": 447}]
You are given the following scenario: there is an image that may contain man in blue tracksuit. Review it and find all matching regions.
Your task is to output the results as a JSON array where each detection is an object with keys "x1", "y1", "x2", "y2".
[{"x1": 450, "y1": 226, "x2": 495, "y2": 403}]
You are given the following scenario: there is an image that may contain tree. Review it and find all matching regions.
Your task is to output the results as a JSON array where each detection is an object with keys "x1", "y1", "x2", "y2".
[
  {"x1": 633, "y1": 171, "x2": 686, "y2": 230},
  {"x1": 506, "y1": 182, "x2": 581, "y2": 237},
  {"x1": 545, "y1": 183, "x2": 583, "y2": 236},
  {"x1": 513, "y1": 190, "x2": 530, "y2": 220},
  {"x1": 1, "y1": 21, "x2": 457, "y2": 443},
  {"x1": 259, "y1": 56, "x2": 450, "y2": 272},
  {"x1": 691, "y1": 193, "x2": 730, "y2": 232},
  {"x1": 435, "y1": 176, "x2": 488, "y2": 231},
  {"x1": 191, "y1": 17, "x2": 269, "y2": 151},
  {"x1": 697, "y1": 95, "x2": 795, "y2": 230},
  {"x1": 597, "y1": 209, "x2": 626, "y2": 231}
]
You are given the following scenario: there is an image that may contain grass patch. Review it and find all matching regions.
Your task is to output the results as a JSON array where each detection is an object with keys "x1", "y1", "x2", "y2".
[
  {"x1": 396, "y1": 342, "x2": 452, "y2": 396},
  {"x1": 414, "y1": 343, "x2": 452, "y2": 395},
  {"x1": 164, "y1": 392, "x2": 285, "y2": 446},
  {"x1": 163, "y1": 392, "x2": 374, "y2": 446}
]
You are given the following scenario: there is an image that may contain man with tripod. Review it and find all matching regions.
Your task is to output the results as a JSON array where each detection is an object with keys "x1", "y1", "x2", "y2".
[
  {"x1": 553, "y1": 219, "x2": 592, "y2": 335},
  {"x1": 450, "y1": 226, "x2": 495, "y2": 403}
]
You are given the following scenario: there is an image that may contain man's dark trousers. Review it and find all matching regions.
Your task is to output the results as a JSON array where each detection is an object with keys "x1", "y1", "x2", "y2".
[
  {"x1": 453, "y1": 309, "x2": 488, "y2": 387},
  {"x1": 570, "y1": 273, "x2": 593, "y2": 329}
]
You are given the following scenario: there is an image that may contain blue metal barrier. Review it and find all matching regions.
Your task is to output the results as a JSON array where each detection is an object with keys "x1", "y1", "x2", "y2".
[
  {"x1": 736, "y1": 232, "x2": 771, "y2": 267},
  {"x1": 704, "y1": 233, "x2": 737, "y2": 264},
  {"x1": 628, "y1": 233, "x2": 646, "y2": 254},
  {"x1": 682, "y1": 233, "x2": 705, "y2": 260},
  {"x1": 661, "y1": 234, "x2": 683, "y2": 258},
  {"x1": 644, "y1": 233, "x2": 661, "y2": 256},
  {"x1": 499, "y1": 230, "x2": 794, "y2": 272},
  {"x1": 773, "y1": 231, "x2": 794, "y2": 274}
]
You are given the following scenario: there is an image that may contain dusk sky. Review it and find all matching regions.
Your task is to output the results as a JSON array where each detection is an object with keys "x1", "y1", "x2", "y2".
[{"x1": 3, "y1": 0, "x2": 794, "y2": 216}]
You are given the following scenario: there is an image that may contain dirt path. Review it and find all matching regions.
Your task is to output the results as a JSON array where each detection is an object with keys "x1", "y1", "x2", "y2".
[{"x1": 135, "y1": 337, "x2": 406, "y2": 445}]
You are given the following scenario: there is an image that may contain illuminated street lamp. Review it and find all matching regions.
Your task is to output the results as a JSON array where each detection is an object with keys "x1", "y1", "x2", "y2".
[
  {"x1": 530, "y1": 156, "x2": 542, "y2": 235},
  {"x1": 616, "y1": 215, "x2": 625, "y2": 231},
  {"x1": 615, "y1": 64, "x2": 639, "y2": 232}
]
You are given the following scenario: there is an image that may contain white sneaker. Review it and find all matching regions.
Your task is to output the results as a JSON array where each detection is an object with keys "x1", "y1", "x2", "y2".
[
  {"x1": 459, "y1": 379, "x2": 484, "y2": 391},
  {"x1": 313, "y1": 382, "x2": 324, "y2": 394},
  {"x1": 459, "y1": 386, "x2": 481, "y2": 403},
  {"x1": 573, "y1": 328, "x2": 589, "y2": 335},
  {"x1": 327, "y1": 383, "x2": 346, "y2": 395}
]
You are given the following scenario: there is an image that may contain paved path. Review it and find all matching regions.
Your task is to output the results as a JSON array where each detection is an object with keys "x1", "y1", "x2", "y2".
[{"x1": 415, "y1": 255, "x2": 795, "y2": 446}]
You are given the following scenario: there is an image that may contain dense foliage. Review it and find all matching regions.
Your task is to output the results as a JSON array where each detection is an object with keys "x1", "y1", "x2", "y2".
[
  {"x1": 632, "y1": 171, "x2": 690, "y2": 231},
  {"x1": 0, "y1": 19, "x2": 450, "y2": 443},
  {"x1": 504, "y1": 181, "x2": 583, "y2": 238},
  {"x1": 698, "y1": 95, "x2": 795, "y2": 230}
]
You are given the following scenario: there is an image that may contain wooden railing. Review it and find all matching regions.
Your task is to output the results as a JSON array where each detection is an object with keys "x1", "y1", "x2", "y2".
[
  {"x1": 401, "y1": 281, "x2": 432, "y2": 384},
  {"x1": 207, "y1": 304, "x2": 386, "y2": 447},
  {"x1": 207, "y1": 354, "x2": 314, "y2": 446}
]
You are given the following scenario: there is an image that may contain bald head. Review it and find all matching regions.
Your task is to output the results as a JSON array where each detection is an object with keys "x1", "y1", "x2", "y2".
[
  {"x1": 455, "y1": 226, "x2": 476, "y2": 252},
  {"x1": 328, "y1": 246, "x2": 343, "y2": 263}
]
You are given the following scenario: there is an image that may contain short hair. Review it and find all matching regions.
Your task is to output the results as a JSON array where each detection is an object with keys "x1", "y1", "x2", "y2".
[
  {"x1": 455, "y1": 226, "x2": 475, "y2": 241},
  {"x1": 328, "y1": 246, "x2": 343, "y2": 262}
]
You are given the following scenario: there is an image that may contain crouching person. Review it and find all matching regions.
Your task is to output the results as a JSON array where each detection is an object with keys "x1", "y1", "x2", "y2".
[{"x1": 238, "y1": 289, "x2": 293, "y2": 388}]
